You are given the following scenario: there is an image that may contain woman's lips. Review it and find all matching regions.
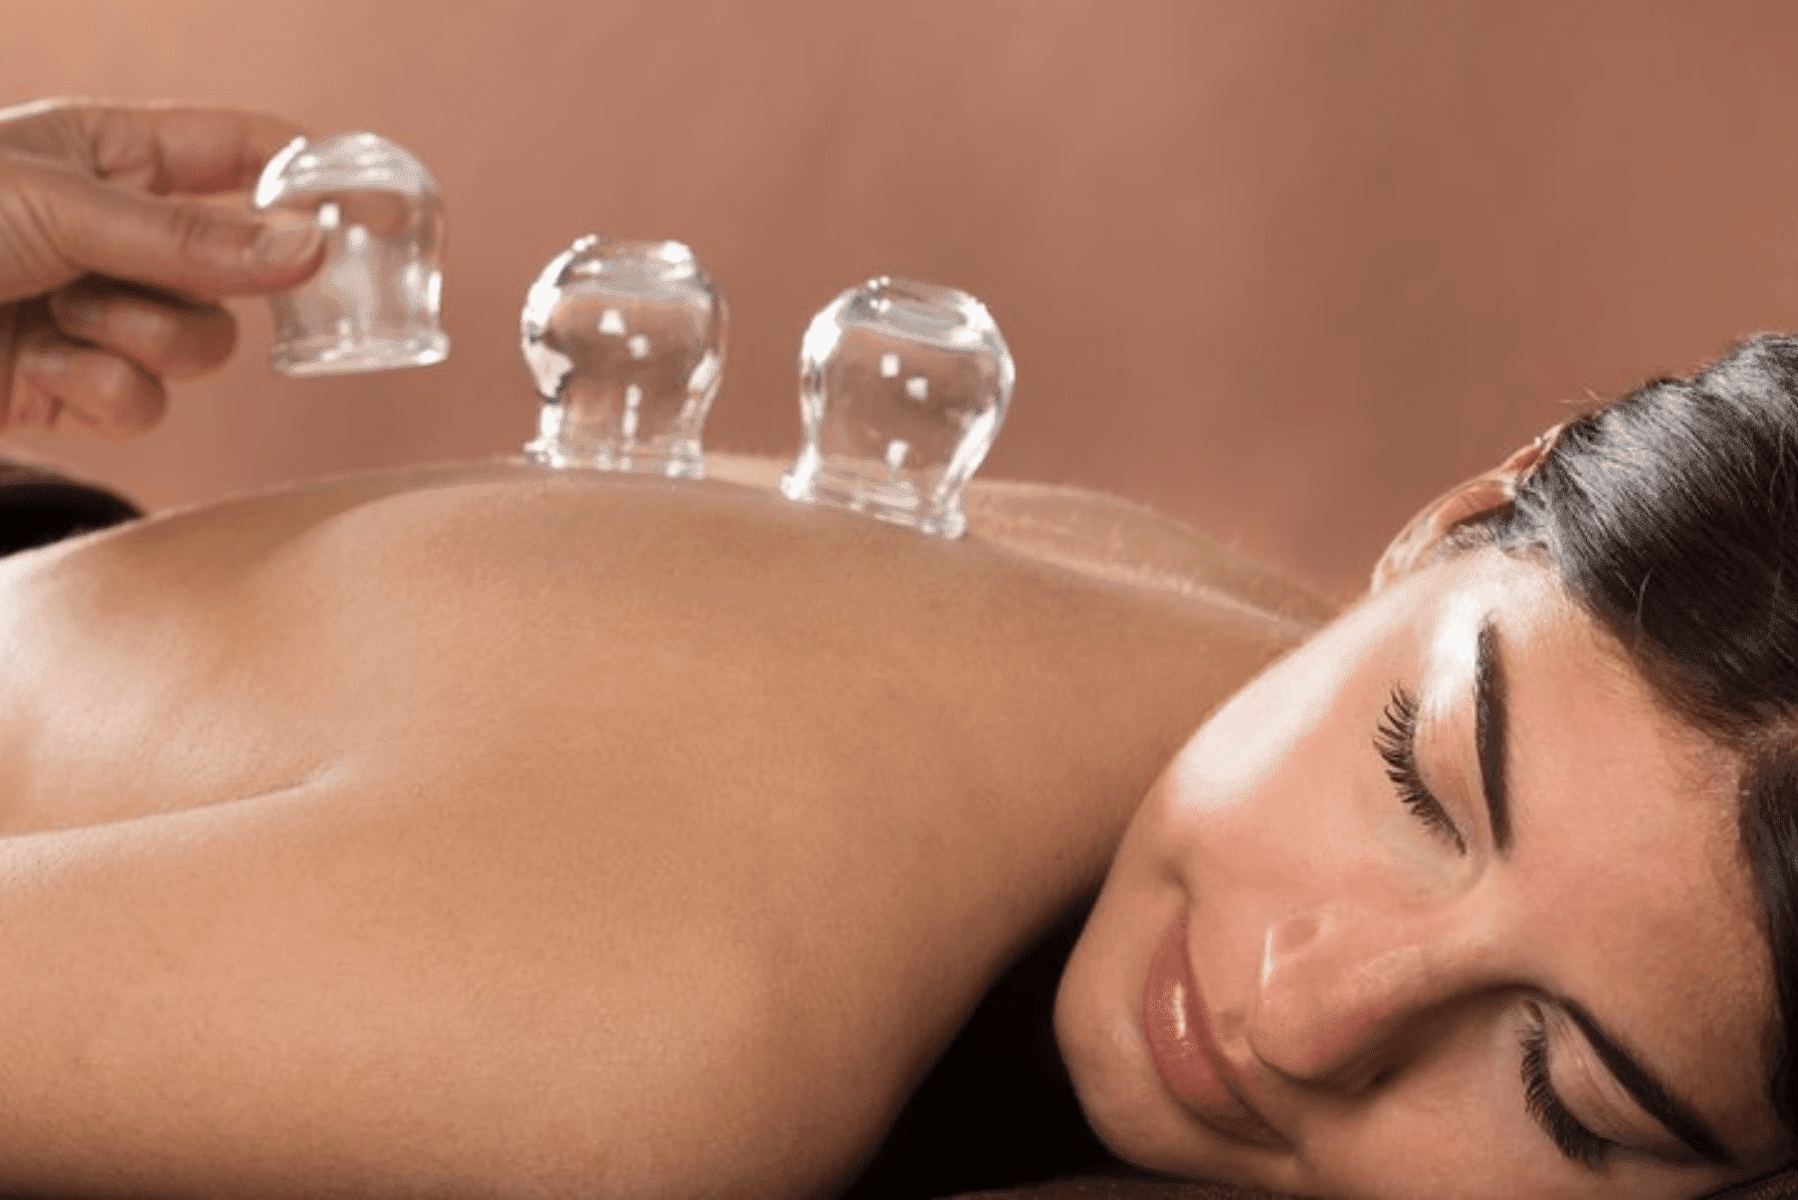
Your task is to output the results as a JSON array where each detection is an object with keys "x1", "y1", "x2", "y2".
[{"x1": 1141, "y1": 912, "x2": 1289, "y2": 1151}]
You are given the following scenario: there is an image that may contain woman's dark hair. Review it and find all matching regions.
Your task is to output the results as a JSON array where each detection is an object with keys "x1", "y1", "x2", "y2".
[{"x1": 1468, "y1": 333, "x2": 1798, "y2": 1153}]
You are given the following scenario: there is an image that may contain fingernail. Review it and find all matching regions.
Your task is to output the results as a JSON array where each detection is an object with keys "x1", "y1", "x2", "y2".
[{"x1": 254, "y1": 214, "x2": 325, "y2": 267}]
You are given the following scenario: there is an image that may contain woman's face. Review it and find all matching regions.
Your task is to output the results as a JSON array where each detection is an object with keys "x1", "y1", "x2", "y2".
[{"x1": 1057, "y1": 546, "x2": 1791, "y2": 1198}]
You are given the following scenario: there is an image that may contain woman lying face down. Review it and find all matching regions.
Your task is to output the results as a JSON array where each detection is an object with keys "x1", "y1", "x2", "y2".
[
  {"x1": 15, "y1": 93, "x2": 1793, "y2": 1199},
  {"x1": 1060, "y1": 335, "x2": 1798, "y2": 1198},
  {"x1": 2, "y1": 340, "x2": 1796, "y2": 1200}
]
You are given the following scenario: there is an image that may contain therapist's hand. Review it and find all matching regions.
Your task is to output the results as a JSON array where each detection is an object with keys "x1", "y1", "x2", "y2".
[{"x1": 0, "y1": 98, "x2": 324, "y2": 439}]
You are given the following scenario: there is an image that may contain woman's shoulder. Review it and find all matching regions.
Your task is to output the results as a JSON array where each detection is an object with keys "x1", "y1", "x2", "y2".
[{"x1": 706, "y1": 453, "x2": 1337, "y2": 638}]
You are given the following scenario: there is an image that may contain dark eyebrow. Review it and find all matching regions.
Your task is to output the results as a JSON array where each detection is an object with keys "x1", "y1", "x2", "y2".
[
  {"x1": 1474, "y1": 618, "x2": 1512, "y2": 853},
  {"x1": 1562, "y1": 1000, "x2": 1734, "y2": 1166},
  {"x1": 1486, "y1": 616, "x2": 1733, "y2": 1165}
]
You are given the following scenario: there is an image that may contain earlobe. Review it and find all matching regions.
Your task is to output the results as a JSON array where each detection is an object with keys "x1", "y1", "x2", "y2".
[{"x1": 1370, "y1": 425, "x2": 1564, "y2": 593}]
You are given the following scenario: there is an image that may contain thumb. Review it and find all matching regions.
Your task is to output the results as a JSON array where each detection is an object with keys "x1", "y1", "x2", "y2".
[{"x1": 0, "y1": 153, "x2": 324, "y2": 304}]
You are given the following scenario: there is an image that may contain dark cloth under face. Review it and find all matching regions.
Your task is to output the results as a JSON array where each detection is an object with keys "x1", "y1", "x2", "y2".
[{"x1": 841, "y1": 901, "x2": 1130, "y2": 1200}]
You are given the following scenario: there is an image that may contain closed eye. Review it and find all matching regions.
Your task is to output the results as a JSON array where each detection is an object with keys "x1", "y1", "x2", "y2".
[
  {"x1": 1373, "y1": 685, "x2": 1466, "y2": 854},
  {"x1": 1521, "y1": 1010, "x2": 1613, "y2": 1169}
]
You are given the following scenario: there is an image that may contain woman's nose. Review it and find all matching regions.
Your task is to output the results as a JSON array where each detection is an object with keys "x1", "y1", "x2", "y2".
[{"x1": 1246, "y1": 899, "x2": 1497, "y2": 1088}]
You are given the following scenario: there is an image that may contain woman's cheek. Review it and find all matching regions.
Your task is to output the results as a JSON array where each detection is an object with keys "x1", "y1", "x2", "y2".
[
  {"x1": 1289, "y1": 1004, "x2": 1562, "y2": 1200},
  {"x1": 1150, "y1": 690, "x2": 1353, "y2": 879}
]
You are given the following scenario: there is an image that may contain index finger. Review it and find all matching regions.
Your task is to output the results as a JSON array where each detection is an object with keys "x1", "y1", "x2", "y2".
[{"x1": 0, "y1": 98, "x2": 307, "y2": 196}]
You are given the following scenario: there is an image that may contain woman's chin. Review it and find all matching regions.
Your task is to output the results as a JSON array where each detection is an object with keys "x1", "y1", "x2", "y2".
[
  {"x1": 1056, "y1": 922, "x2": 1167, "y2": 1162},
  {"x1": 1057, "y1": 844, "x2": 1300, "y2": 1193},
  {"x1": 1056, "y1": 875, "x2": 1205, "y2": 1176},
  {"x1": 1058, "y1": 947, "x2": 1280, "y2": 1188}
]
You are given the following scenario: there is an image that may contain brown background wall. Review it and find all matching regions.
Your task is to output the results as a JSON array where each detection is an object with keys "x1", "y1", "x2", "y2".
[{"x1": 2, "y1": 0, "x2": 1795, "y2": 597}]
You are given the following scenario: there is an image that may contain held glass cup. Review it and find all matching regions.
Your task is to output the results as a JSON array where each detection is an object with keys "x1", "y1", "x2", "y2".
[{"x1": 253, "y1": 132, "x2": 450, "y2": 377}]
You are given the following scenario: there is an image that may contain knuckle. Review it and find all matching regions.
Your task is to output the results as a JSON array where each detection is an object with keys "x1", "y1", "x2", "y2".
[
  {"x1": 165, "y1": 203, "x2": 220, "y2": 261},
  {"x1": 0, "y1": 160, "x2": 83, "y2": 288},
  {"x1": 165, "y1": 201, "x2": 255, "y2": 273},
  {"x1": 93, "y1": 107, "x2": 176, "y2": 195},
  {"x1": 150, "y1": 316, "x2": 210, "y2": 378},
  {"x1": 124, "y1": 302, "x2": 181, "y2": 364},
  {"x1": 82, "y1": 353, "x2": 141, "y2": 415},
  {"x1": 48, "y1": 283, "x2": 102, "y2": 333}
]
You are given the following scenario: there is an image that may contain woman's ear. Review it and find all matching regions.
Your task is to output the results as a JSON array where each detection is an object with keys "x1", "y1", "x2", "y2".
[{"x1": 1370, "y1": 425, "x2": 1564, "y2": 593}]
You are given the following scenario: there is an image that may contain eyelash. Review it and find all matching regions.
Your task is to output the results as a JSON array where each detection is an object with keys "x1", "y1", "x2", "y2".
[
  {"x1": 1373, "y1": 685, "x2": 1466, "y2": 853},
  {"x1": 1521, "y1": 1018, "x2": 1614, "y2": 1170},
  {"x1": 1376, "y1": 689, "x2": 1615, "y2": 1172}
]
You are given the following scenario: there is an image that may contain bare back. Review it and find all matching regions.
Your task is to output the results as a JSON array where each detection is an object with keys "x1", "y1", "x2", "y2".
[{"x1": 0, "y1": 461, "x2": 1315, "y2": 1197}]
